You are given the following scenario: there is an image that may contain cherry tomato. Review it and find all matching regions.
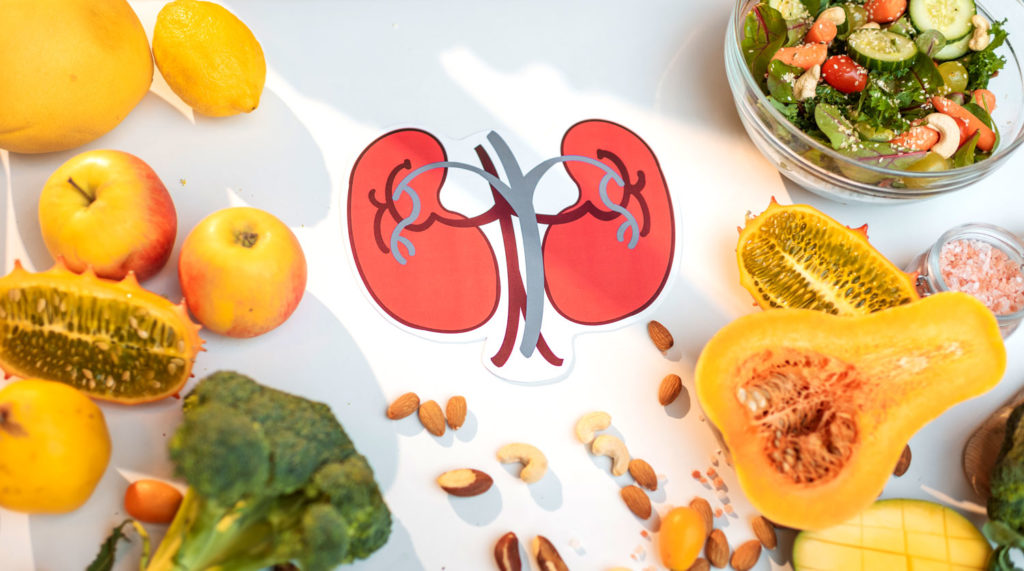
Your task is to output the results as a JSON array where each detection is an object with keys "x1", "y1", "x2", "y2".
[
  {"x1": 822, "y1": 55, "x2": 868, "y2": 94},
  {"x1": 124, "y1": 479, "x2": 183, "y2": 523},
  {"x1": 659, "y1": 506, "x2": 707, "y2": 570}
]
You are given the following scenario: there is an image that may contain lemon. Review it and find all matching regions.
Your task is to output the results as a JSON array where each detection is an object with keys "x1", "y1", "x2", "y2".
[
  {"x1": 0, "y1": 0, "x2": 153, "y2": 154},
  {"x1": 153, "y1": 0, "x2": 266, "y2": 117},
  {"x1": 0, "y1": 379, "x2": 112, "y2": 513}
]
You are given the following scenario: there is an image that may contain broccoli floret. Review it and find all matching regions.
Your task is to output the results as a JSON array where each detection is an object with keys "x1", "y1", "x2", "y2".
[{"x1": 145, "y1": 371, "x2": 391, "y2": 571}]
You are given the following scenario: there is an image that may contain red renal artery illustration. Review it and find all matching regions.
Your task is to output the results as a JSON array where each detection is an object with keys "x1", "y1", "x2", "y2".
[{"x1": 348, "y1": 119, "x2": 674, "y2": 378}]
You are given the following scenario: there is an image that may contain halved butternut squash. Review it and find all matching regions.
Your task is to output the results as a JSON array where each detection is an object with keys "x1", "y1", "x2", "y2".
[{"x1": 695, "y1": 292, "x2": 1005, "y2": 530}]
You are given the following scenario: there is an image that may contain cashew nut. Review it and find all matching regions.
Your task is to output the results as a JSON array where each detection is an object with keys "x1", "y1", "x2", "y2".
[
  {"x1": 857, "y1": 21, "x2": 881, "y2": 30},
  {"x1": 817, "y1": 6, "x2": 847, "y2": 27},
  {"x1": 574, "y1": 411, "x2": 612, "y2": 444},
  {"x1": 592, "y1": 434, "x2": 631, "y2": 476},
  {"x1": 925, "y1": 113, "x2": 960, "y2": 158},
  {"x1": 794, "y1": 64, "x2": 821, "y2": 102},
  {"x1": 496, "y1": 443, "x2": 548, "y2": 483},
  {"x1": 969, "y1": 15, "x2": 991, "y2": 51}
]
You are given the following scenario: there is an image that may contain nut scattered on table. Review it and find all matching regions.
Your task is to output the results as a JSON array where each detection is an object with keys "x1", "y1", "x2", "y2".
[
  {"x1": 445, "y1": 395, "x2": 467, "y2": 430},
  {"x1": 532, "y1": 534, "x2": 569, "y2": 571},
  {"x1": 658, "y1": 373, "x2": 683, "y2": 406},
  {"x1": 494, "y1": 531, "x2": 522, "y2": 571},
  {"x1": 647, "y1": 320, "x2": 674, "y2": 352},
  {"x1": 574, "y1": 410, "x2": 611, "y2": 444},
  {"x1": 893, "y1": 444, "x2": 912, "y2": 477},
  {"x1": 628, "y1": 458, "x2": 657, "y2": 491},
  {"x1": 705, "y1": 528, "x2": 729, "y2": 568},
  {"x1": 497, "y1": 442, "x2": 548, "y2": 483},
  {"x1": 687, "y1": 558, "x2": 711, "y2": 571},
  {"x1": 436, "y1": 468, "x2": 492, "y2": 497},
  {"x1": 751, "y1": 514, "x2": 777, "y2": 549},
  {"x1": 386, "y1": 391, "x2": 419, "y2": 420},
  {"x1": 689, "y1": 497, "x2": 714, "y2": 536},
  {"x1": 730, "y1": 539, "x2": 762, "y2": 571},
  {"x1": 418, "y1": 399, "x2": 446, "y2": 436},
  {"x1": 620, "y1": 484, "x2": 652, "y2": 519},
  {"x1": 592, "y1": 434, "x2": 630, "y2": 476}
]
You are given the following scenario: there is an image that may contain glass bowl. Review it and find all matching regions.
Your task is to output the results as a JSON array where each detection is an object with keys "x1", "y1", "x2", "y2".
[{"x1": 724, "y1": 0, "x2": 1024, "y2": 203}]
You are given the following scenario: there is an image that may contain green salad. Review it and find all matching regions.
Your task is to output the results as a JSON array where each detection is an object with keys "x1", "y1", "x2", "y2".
[{"x1": 743, "y1": 0, "x2": 1008, "y2": 175}]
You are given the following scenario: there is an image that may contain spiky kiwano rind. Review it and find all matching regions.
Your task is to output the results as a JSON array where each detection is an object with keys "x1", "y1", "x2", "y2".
[{"x1": 0, "y1": 260, "x2": 203, "y2": 403}]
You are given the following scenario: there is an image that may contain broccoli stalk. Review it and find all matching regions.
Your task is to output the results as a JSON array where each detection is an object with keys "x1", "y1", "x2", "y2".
[{"x1": 145, "y1": 371, "x2": 391, "y2": 571}]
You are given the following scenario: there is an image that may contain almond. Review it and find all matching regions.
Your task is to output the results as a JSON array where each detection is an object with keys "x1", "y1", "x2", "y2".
[
  {"x1": 386, "y1": 392, "x2": 419, "y2": 420},
  {"x1": 418, "y1": 399, "x2": 446, "y2": 436},
  {"x1": 628, "y1": 458, "x2": 658, "y2": 491},
  {"x1": 620, "y1": 484, "x2": 652, "y2": 519},
  {"x1": 751, "y1": 515, "x2": 777, "y2": 550},
  {"x1": 532, "y1": 535, "x2": 569, "y2": 571},
  {"x1": 730, "y1": 539, "x2": 762, "y2": 571},
  {"x1": 445, "y1": 395, "x2": 467, "y2": 430},
  {"x1": 689, "y1": 497, "x2": 714, "y2": 537},
  {"x1": 436, "y1": 468, "x2": 492, "y2": 497},
  {"x1": 688, "y1": 558, "x2": 711, "y2": 571},
  {"x1": 658, "y1": 373, "x2": 683, "y2": 405},
  {"x1": 647, "y1": 320, "x2": 674, "y2": 352},
  {"x1": 705, "y1": 528, "x2": 729, "y2": 568},
  {"x1": 494, "y1": 531, "x2": 522, "y2": 571},
  {"x1": 893, "y1": 444, "x2": 912, "y2": 477}
]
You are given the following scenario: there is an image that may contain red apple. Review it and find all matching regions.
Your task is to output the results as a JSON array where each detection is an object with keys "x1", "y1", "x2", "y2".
[
  {"x1": 38, "y1": 149, "x2": 177, "y2": 281},
  {"x1": 178, "y1": 207, "x2": 307, "y2": 338}
]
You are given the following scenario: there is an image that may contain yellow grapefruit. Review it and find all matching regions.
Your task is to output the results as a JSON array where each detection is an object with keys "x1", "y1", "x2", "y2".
[{"x1": 0, "y1": 0, "x2": 153, "y2": 154}]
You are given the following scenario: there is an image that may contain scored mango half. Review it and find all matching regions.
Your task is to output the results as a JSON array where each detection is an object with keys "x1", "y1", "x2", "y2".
[{"x1": 793, "y1": 498, "x2": 992, "y2": 570}]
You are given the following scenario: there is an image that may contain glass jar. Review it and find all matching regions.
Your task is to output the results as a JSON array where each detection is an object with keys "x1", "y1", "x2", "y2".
[{"x1": 906, "y1": 223, "x2": 1024, "y2": 338}]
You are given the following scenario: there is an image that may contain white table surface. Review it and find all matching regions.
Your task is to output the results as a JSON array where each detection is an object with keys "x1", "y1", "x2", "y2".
[{"x1": 2, "y1": 1, "x2": 1024, "y2": 570}]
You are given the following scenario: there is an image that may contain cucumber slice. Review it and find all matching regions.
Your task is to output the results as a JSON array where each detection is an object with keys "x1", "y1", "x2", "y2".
[
  {"x1": 933, "y1": 31, "x2": 972, "y2": 60},
  {"x1": 908, "y1": 0, "x2": 976, "y2": 40},
  {"x1": 847, "y1": 29, "x2": 920, "y2": 71}
]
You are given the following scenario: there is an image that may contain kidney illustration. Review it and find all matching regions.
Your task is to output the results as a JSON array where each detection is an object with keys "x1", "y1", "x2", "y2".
[{"x1": 347, "y1": 120, "x2": 675, "y2": 381}]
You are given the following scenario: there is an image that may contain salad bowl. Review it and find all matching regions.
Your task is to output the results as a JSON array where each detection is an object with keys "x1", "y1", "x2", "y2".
[{"x1": 725, "y1": 0, "x2": 1024, "y2": 203}]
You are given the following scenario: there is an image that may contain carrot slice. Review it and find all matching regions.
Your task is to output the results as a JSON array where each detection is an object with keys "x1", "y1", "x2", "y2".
[
  {"x1": 889, "y1": 125, "x2": 939, "y2": 151},
  {"x1": 805, "y1": 19, "x2": 838, "y2": 44},
  {"x1": 931, "y1": 96, "x2": 996, "y2": 151},
  {"x1": 972, "y1": 89, "x2": 997, "y2": 114},
  {"x1": 865, "y1": 0, "x2": 907, "y2": 23},
  {"x1": 772, "y1": 43, "x2": 828, "y2": 71}
]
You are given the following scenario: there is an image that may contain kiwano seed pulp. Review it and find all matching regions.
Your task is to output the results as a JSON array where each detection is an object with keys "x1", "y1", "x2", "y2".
[{"x1": 0, "y1": 260, "x2": 203, "y2": 403}]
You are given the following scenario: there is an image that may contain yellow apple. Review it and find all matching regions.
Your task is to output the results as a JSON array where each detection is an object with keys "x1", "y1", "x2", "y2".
[
  {"x1": 178, "y1": 207, "x2": 307, "y2": 338},
  {"x1": 38, "y1": 149, "x2": 177, "y2": 281}
]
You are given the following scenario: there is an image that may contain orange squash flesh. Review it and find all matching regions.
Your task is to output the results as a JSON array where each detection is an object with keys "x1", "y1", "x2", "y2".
[{"x1": 695, "y1": 292, "x2": 1005, "y2": 530}]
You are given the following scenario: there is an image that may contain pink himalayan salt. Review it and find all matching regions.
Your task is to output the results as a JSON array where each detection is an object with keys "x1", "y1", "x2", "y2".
[{"x1": 940, "y1": 238, "x2": 1024, "y2": 315}]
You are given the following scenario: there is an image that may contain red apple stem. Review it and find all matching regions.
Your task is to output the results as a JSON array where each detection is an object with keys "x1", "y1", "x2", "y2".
[
  {"x1": 67, "y1": 177, "x2": 95, "y2": 204},
  {"x1": 237, "y1": 231, "x2": 259, "y2": 248}
]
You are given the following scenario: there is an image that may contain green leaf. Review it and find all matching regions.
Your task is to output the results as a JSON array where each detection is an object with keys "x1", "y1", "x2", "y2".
[
  {"x1": 767, "y1": 59, "x2": 802, "y2": 103},
  {"x1": 742, "y1": 2, "x2": 789, "y2": 84},
  {"x1": 87, "y1": 520, "x2": 135, "y2": 571},
  {"x1": 847, "y1": 141, "x2": 929, "y2": 169},
  {"x1": 965, "y1": 19, "x2": 1008, "y2": 90},
  {"x1": 785, "y1": 18, "x2": 812, "y2": 47},
  {"x1": 814, "y1": 103, "x2": 860, "y2": 150},
  {"x1": 86, "y1": 519, "x2": 151, "y2": 571},
  {"x1": 953, "y1": 131, "x2": 981, "y2": 168},
  {"x1": 984, "y1": 520, "x2": 1024, "y2": 550},
  {"x1": 904, "y1": 53, "x2": 944, "y2": 96}
]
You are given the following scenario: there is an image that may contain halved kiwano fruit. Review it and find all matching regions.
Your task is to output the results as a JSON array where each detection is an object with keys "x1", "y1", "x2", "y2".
[
  {"x1": 737, "y1": 199, "x2": 918, "y2": 314},
  {"x1": 0, "y1": 260, "x2": 203, "y2": 403},
  {"x1": 793, "y1": 498, "x2": 992, "y2": 570}
]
